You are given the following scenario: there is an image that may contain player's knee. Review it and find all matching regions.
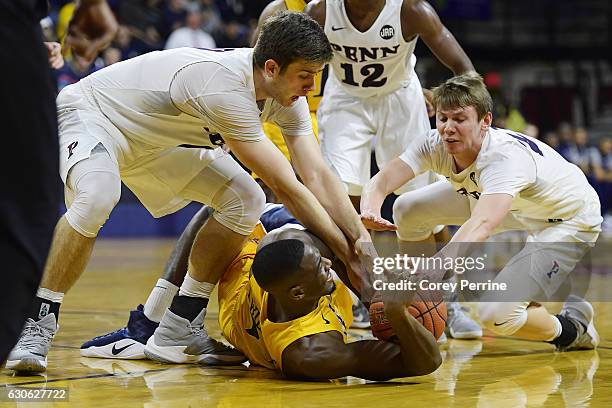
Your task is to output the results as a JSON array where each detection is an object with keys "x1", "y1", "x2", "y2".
[
  {"x1": 477, "y1": 302, "x2": 529, "y2": 336},
  {"x1": 393, "y1": 192, "x2": 434, "y2": 241},
  {"x1": 65, "y1": 172, "x2": 121, "y2": 237},
  {"x1": 212, "y1": 173, "x2": 266, "y2": 235}
]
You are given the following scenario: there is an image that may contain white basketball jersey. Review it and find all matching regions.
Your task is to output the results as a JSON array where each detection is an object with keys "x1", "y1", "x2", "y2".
[
  {"x1": 324, "y1": 0, "x2": 417, "y2": 98},
  {"x1": 400, "y1": 127, "x2": 602, "y2": 226},
  {"x1": 72, "y1": 48, "x2": 312, "y2": 149}
]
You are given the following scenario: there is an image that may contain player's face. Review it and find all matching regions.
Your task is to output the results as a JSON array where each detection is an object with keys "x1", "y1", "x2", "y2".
[
  {"x1": 436, "y1": 106, "x2": 490, "y2": 156},
  {"x1": 301, "y1": 248, "x2": 336, "y2": 297},
  {"x1": 272, "y1": 59, "x2": 322, "y2": 107}
]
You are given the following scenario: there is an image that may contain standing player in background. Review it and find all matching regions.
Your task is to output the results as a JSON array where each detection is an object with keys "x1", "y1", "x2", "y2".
[
  {"x1": 0, "y1": 0, "x2": 116, "y2": 365},
  {"x1": 361, "y1": 73, "x2": 601, "y2": 352},
  {"x1": 306, "y1": 0, "x2": 481, "y2": 339}
]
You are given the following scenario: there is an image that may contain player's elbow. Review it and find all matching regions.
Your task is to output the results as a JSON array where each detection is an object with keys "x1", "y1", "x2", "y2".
[
  {"x1": 404, "y1": 349, "x2": 442, "y2": 377},
  {"x1": 423, "y1": 350, "x2": 443, "y2": 374},
  {"x1": 283, "y1": 351, "x2": 339, "y2": 380}
]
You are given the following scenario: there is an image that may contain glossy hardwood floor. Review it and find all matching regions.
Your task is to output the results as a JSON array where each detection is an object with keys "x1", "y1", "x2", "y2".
[{"x1": 1, "y1": 238, "x2": 611, "y2": 407}]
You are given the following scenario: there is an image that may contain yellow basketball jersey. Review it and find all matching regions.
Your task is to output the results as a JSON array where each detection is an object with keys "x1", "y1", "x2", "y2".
[
  {"x1": 218, "y1": 224, "x2": 353, "y2": 371},
  {"x1": 261, "y1": 280, "x2": 353, "y2": 370}
]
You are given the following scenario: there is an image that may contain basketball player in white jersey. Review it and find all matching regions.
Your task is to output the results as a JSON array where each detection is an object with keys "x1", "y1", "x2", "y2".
[
  {"x1": 7, "y1": 12, "x2": 375, "y2": 373},
  {"x1": 306, "y1": 0, "x2": 473, "y2": 203},
  {"x1": 361, "y1": 73, "x2": 602, "y2": 351},
  {"x1": 306, "y1": 0, "x2": 481, "y2": 339}
]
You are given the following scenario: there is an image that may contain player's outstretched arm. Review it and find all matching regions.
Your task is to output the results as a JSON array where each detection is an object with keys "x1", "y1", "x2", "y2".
[
  {"x1": 450, "y1": 193, "x2": 513, "y2": 244},
  {"x1": 226, "y1": 137, "x2": 352, "y2": 267},
  {"x1": 401, "y1": 0, "x2": 474, "y2": 75},
  {"x1": 282, "y1": 314, "x2": 441, "y2": 381},
  {"x1": 360, "y1": 158, "x2": 416, "y2": 231}
]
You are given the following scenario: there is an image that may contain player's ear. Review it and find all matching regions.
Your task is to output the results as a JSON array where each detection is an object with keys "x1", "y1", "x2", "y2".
[
  {"x1": 289, "y1": 285, "x2": 305, "y2": 301},
  {"x1": 481, "y1": 111, "x2": 493, "y2": 130},
  {"x1": 264, "y1": 59, "x2": 280, "y2": 78}
]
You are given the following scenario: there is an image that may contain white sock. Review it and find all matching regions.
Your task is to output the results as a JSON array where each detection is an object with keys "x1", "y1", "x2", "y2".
[
  {"x1": 178, "y1": 273, "x2": 215, "y2": 299},
  {"x1": 37, "y1": 288, "x2": 64, "y2": 303},
  {"x1": 546, "y1": 316, "x2": 563, "y2": 341},
  {"x1": 143, "y1": 279, "x2": 179, "y2": 323}
]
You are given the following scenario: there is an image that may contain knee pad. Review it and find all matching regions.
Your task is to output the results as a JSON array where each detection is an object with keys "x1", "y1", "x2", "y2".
[
  {"x1": 477, "y1": 302, "x2": 530, "y2": 336},
  {"x1": 64, "y1": 153, "x2": 121, "y2": 237},
  {"x1": 393, "y1": 192, "x2": 436, "y2": 241},
  {"x1": 211, "y1": 173, "x2": 266, "y2": 235}
]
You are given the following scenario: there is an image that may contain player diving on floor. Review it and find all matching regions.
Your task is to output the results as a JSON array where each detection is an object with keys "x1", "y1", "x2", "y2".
[{"x1": 81, "y1": 204, "x2": 441, "y2": 380}]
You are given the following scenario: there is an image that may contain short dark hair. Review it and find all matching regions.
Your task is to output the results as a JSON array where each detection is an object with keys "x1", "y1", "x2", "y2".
[
  {"x1": 253, "y1": 11, "x2": 332, "y2": 72},
  {"x1": 432, "y1": 73, "x2": 493, "y2": 120},
  {"x1": 252, "y1": 239, "x2": 305, "y2": 290}
]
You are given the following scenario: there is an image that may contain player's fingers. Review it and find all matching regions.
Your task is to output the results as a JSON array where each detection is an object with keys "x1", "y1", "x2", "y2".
[
  {"x1": 371, "y1": 218, "x2": 398, "y2": 231},
  {"x1": 426, "y1": 101, "x2": 435, "y2": 117},
  {"x1": 50, "y1": 55, "x2": 65, "y2": 69}
]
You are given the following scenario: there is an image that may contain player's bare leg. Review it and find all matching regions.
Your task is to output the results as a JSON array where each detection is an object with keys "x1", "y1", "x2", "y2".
[
  {"x1": 187, "y1": 216, "x2": 247, "y2": 285},
  {"x1": 145, "y1": 216, "x2": 250, "y2": 365},
  {"x1": 81, "y1": 207, "x2": 214, "y2": 360},
  {"x1": 513, "y1": 304, "x2": 558, "y2": 340},
  {"x1": 6, "y1": 217, "x2": 95, "y2": 372},
  {"x1": 41, "y1": 217, "x2": 96, "y2": 292}
]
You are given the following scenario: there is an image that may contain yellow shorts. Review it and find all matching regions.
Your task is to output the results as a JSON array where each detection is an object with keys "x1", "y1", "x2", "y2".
[{"x1": 217, "y1": 223, "x2": 266, "y2": 342}]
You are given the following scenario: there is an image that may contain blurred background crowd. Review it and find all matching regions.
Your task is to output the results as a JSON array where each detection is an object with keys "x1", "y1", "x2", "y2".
[{"x1": 41, "y1": 0, "x2": 612, "y2": 232}]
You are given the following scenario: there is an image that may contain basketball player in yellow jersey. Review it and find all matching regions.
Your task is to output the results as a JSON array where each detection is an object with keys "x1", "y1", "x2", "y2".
[
  {"x1": 218, "y1": 220, "x2": 441, "y2": 380},
  {"x1": 251, "y1": 0, "x2": 323, "y2": 161},
  {"x1": 80, "y1": 203, "x2": 440, "y2": 379}
]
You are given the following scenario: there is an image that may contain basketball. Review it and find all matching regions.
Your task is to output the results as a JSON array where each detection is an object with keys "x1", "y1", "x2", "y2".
[{"x1": 369, "y1": 294, "x2": 447, "y2": 341}]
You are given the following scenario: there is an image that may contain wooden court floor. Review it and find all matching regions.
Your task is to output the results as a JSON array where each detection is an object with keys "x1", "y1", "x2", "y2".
[{"x1": 1, "y1": 238, "x2": 612, "y2": 407}]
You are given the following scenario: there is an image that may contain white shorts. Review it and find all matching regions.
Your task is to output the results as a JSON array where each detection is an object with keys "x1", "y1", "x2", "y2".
[
  {"x1": 57, "y1": 83, "x2": 240, "y2": 218},
  {"x1": 318, "y1": 74, "x2": 434, "y2": 196},
  {"x1": 396, "y1": 181, "x2": 601, "y2": 300}
]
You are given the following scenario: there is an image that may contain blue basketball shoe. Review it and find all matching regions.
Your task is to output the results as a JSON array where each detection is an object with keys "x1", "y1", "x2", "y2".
[{"x1": 81, "y1": 305, "x2": 158, "y2": 359}]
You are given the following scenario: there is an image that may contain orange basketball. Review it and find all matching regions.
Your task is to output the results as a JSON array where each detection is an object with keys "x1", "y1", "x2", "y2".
[{"x1": 369, "y1": 294, "x2": 447, "y2": 341}]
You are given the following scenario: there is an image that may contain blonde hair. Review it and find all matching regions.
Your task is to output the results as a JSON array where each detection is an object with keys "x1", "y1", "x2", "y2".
[{"x1": 432, "y1": 73, "x2": 493, "y2": 120}]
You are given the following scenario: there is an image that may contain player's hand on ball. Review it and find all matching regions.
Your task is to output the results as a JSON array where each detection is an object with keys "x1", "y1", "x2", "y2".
[
  {"x1": 63, "y1": 0, "x2": 118, "y2": 65},
  {"x1": 360, "y1": 212, "x2": 397, "y2": 231}
]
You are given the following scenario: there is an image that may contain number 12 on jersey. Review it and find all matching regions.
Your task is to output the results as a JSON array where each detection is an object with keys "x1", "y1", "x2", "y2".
[{"x1": 340, "y1": 63, "x2": 387, "y2": 88}]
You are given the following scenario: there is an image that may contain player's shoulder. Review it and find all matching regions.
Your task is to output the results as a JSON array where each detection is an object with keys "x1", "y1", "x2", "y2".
[
  {"x1": 260, "y1": 0, "x2": 288, "y2": 21},
  {"x1": 305, "y1": 0, "x2": 326, "y2": 26},
  {"x1": 400, "y1": 0, "x2": 440, "y2": 34},
  {"x1": 423, "y1": 129, "x2": 444, "y2": 148},
  {"x1": 478, "y1": 128, "x2": 534, "y2": 168}
]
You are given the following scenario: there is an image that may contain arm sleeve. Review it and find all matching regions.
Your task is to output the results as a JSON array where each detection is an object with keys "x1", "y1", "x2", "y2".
[
  {"x1": 479, "y1": 147, "x2": 536, "y2": 197},
  {"x1": 273, "y1": 97, "x2": 314, "y2": 137},
  {"x1": 170, "y1": 62, "x2": 264, "y2": 143},
  {"x1": 398, "y1": 131, "x2": 435, "y2": 176}
]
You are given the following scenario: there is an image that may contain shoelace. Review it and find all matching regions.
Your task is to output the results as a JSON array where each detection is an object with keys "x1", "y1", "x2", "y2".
[
  {"x1": 188, "y1": 325, "x2": 235, "y2": 352},
  {"x1": 17, "y1": 320, "x2": 53, "y2": 350},
  {"x1": 189, "y1": 325, "x2": 208, "y2": 338},
  {"x1": 91, "y1": 327, "x2": 127, "y2": 341}
]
